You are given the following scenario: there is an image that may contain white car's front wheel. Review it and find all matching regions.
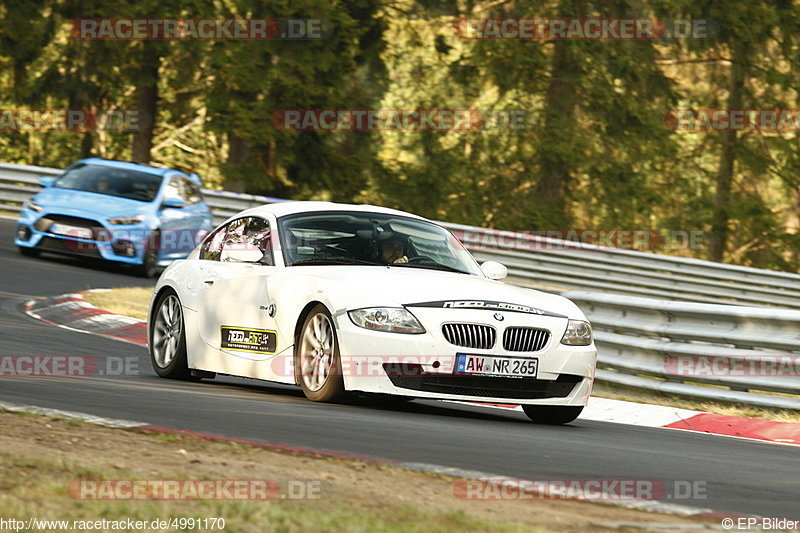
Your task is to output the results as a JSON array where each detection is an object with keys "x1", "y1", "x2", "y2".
[
  {"x1": 295, "y1": 305, "x2": 346, "y2": 402},
  {"x1": 522, "y1": 405, "x2": 583, "y2": 425},
  {"x1": 150, "y1": 291, "x2": 191, "y2": 379}
]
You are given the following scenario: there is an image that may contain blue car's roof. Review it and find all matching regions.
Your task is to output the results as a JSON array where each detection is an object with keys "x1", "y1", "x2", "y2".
[{"x1": 76, "y1": 158, "x2": 196, "y2": 181}]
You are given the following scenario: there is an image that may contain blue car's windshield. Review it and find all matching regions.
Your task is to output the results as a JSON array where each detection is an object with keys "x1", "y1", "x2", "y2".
[{"x1": 54, "y1": 164, "x2": 163, "y2": 202}]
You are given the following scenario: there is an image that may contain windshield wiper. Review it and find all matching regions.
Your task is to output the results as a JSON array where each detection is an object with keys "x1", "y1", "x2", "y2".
[
  {"x1": 292, "y1": 257, "x2": 380, "y2": 266},
  {"x1": 390, "y1": 262, "x2": 470, "y2": 275}
]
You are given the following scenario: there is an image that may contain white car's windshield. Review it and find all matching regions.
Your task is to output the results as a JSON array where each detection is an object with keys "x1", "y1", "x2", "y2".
[{"x1": 278, "y1": 211, "x2": 482, "y2": 276}]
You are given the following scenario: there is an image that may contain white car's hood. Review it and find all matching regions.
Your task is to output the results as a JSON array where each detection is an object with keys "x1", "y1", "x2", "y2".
[{"x1": 285, "y1": 266, "x2": 584, "y2": 319}]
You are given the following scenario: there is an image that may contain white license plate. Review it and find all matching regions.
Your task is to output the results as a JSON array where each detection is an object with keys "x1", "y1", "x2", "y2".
[
  {"x1": 455, "y1": 354, "x2": 538, "y2": 378},
  {"x1": 50, "y1": 223, "x2": 93, "y2": 240}
]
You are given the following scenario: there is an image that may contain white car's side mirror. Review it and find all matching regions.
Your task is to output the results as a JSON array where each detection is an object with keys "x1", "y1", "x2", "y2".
[
  {"x1": 481, "y1": 260, "x2": 507, "y2": 280},
  {"x1": 224, "y1": 248, "x2": 264, "y2": 263}
]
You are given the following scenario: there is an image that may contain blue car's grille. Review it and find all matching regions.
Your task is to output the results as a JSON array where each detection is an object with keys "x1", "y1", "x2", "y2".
[
  {"x1": 38, "y1": 236, "x2": 102, "y2": 258},
  {"x1": 34, "y1": 215, "x2": 105, "y2": 240}
]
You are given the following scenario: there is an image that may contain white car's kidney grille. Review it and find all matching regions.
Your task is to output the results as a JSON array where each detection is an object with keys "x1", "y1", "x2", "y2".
[
  {"x1": 441, "y1": 323, "x2": 496, "y2": 350},
  {"x1": 502, "y1": 327, "x2": 550, "y2": 352}
]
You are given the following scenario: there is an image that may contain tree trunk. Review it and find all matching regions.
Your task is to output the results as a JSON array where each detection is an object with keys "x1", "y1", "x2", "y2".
[
  {"x1": 224, "y1": 131, "x2": 250, "y2": 192},
  {"x1": 131, "y1": 45, "x2": 160, "y2": 164},
  {"x1": 709, "y1": 44, "x2": 746, "y2": 262},
  {"x1": 535, "y1": 0, "x2": 582, "y2": 228}
]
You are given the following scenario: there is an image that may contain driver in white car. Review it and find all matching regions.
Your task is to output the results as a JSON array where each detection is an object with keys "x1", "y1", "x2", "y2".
[{"x1": 380, "y1": 238, "x2": 408, "y2": 264}]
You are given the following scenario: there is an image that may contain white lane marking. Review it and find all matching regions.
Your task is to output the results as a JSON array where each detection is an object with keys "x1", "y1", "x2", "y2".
[
  {"x1": 0, "y1": 400, "x2": 148, "y2": 428},
  {"x1": 397, "y1": 462, "x2": 715, "y2": 518},
  {"x1": 582, "y1": 397, "x2": 702, "y2": 427}
]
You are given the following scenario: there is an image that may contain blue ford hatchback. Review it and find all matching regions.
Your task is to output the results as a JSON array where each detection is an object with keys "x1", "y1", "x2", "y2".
[{"x1": 15, "y1": 158, "x2": 214, "y2": 277}]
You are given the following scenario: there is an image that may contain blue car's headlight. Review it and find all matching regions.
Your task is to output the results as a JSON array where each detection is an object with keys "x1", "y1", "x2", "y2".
[
  {"x1": 108, "y1": 215, "x2": 146, "y2": 225},
  {"x1": 24, "y1": 199, "x2": 43, "y2": 212},
  {"x1": 348, "y1": 308, "x2": 426, "y2": 334}
]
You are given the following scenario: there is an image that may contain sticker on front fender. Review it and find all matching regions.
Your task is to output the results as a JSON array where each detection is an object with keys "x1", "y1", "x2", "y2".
[{"x1": 220, "y1": 326, "x2": 277, "y2": 354}]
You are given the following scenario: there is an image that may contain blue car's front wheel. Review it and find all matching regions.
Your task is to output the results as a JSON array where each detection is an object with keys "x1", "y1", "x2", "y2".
[{"x1": 135, "y1": 230, "x2": 160, "y2": 278}]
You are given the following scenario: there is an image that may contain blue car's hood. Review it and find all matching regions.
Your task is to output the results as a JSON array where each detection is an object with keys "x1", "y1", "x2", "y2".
[{"x1": 35, "y1": 188, "x2": 152, "y2": 218}]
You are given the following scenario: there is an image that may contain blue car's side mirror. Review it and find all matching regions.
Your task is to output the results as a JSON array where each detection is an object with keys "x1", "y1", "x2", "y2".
[
  {"x1": 162, "y1": 197, "x2": 186, "y2": 209},
  {"x1": 39, "y1": 177, "x2": 56, "y2": 188}
]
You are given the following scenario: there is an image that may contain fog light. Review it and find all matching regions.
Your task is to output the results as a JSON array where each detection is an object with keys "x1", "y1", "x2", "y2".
[
  {"x1": 16, "y1": 225, "x2": 31, "y2": 241},
  {"x1": 112, "y1": 240, "x2": 136, "y2": 257}
]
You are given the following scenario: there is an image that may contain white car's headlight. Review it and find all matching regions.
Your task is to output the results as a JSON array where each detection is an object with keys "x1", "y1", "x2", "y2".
[
  {"x1": 348, "y1": 308, "x2": 426, "y2": 334},
  {"x1": 560, "y1": 320, "x2": 592, "y2": 346},
  {"x1": 24, "y1": 199, "x2": 43, "y2": 212},
  {"x1": 561, "y1": 320, "x2": 592, "y2": 346},
  {"x1": 108, "y1": 215, "x2": 145, "y2": 225}
]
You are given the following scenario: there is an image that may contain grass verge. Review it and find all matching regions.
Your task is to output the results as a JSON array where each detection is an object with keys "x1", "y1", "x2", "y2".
[
  {"x1": 83, "y1": 287, "x2": 152, "y2": 321},
  {"x1": 0, "y1": 410, "x2": 718, "y2": 533}
]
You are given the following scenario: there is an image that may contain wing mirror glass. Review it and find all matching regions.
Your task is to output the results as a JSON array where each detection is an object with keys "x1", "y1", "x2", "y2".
[
  {"x1": 162, "y1": 197, "x2": 186, "y2": 208},
  {"x1": 480, "y1": 260, "x2": 508, "y2": 280}
]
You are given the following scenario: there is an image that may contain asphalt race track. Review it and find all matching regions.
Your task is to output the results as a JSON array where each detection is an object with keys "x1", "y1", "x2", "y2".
[{"x1": 1, "y1": 218, "x2": 798, "y2": 520}]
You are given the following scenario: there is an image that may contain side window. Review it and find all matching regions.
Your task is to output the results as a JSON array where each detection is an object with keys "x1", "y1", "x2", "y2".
[
  {"x1": 200, "y1": 225, "x2": 227, "y2": 261},
  {"x1": 218, "y1": 217, "x2": 274, "y2": 264},
  {"x1": 220, "y1": 218, "x2": 249, "y2": 261},
  {"x1": 163, "y1": 177, "x2": 182, "y2": 202},
  {"x1": 182, "y1": 178, "x2": 203, "y2": 205},
  {"x1": 245, "y1": 217, "x2": 273, "y2": 266}
]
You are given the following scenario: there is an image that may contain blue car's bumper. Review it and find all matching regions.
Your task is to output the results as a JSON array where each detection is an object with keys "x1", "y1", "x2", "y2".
[{"x1": 15, "y1": 209, "x2": 160, "y2": 266}]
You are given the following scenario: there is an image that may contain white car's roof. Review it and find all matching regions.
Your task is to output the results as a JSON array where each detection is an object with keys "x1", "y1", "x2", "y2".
[{"x1": 232, "y1": 201, "x2": 429, "y2": 221}]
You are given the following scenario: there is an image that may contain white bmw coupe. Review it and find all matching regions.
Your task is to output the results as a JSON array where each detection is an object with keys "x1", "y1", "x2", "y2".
[{"x1": 148, "y1": 202, "x2": 597, "y2": 424}]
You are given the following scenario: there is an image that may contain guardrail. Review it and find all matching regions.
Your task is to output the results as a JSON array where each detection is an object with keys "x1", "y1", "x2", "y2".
[
  {"x1": 565, "y1": 291, "x2": 800, "y2": 410},
  {"x1": 2, "y1": 161, "x2": 799, "y2": 408}
]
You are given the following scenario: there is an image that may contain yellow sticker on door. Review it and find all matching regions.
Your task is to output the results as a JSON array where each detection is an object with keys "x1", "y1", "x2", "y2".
[{"x1": 221, "y1": 326, "x2": 277, "y2": 354}]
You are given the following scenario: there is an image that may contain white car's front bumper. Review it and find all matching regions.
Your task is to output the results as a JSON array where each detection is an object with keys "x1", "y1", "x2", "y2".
[{"x1": 331, "y1": 307, "x2": 596, "y2": 406}]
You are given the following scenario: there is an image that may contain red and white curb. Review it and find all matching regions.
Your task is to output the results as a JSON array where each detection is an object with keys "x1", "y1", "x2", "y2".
[
  {"x1": 465, "y1": 398, "x2": 800, "y2": 447},
  {"x1": 24, "y1": 291, "x2": 800, "y2": 448},
  {"x1": 0, "y1": 399, "x2": 746, "y2": 521},
  {"x1": 25, "y1": 290, "x2": 147, "y2": 346}
]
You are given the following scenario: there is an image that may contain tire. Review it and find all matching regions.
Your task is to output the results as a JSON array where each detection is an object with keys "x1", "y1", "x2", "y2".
[
  {"x1": 149, "y1": 290, "x2": 192, "y2": 379},
  {"x1": 17, "y1": 246, "x2": 40, "y2": 258},
  {"x1": 135, "y1": 231, "x2": 160, "y2": 278},
  {"x1": 522, "y1": 405, "x2": 583, "y2": 425},
  {"x1": 295, "y1": 304, "x2": 346, "y2": 402}
]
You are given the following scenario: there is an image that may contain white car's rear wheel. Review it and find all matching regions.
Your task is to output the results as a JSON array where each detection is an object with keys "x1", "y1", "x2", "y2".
[
  {"x1": 296, "y1": 305, "x2": 346, "y2": 402},
  {"x1": 522, "y1": 405, "x2": 583, "y2": 425},
  {"x1": 150, "y1": 291, "x2": 191, "y2": 379}
]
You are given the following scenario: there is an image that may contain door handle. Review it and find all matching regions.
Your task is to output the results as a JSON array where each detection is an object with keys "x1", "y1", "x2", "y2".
[{"x1": 203, "y1": 279, "x2": 215, "y2": 286}]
